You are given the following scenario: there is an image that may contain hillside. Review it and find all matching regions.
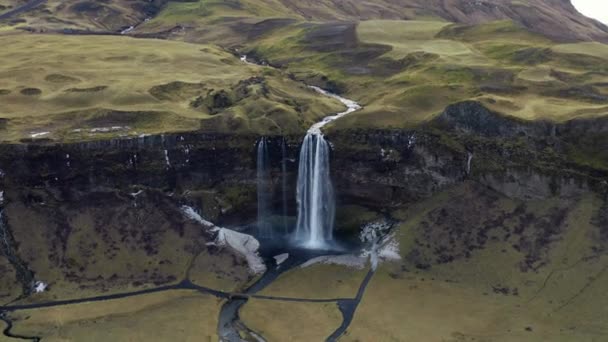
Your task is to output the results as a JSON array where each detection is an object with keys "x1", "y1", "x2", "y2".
[
  {"x1": 1, "y1": 1, "x2": 606, "y2": 143},
  {"x1": 1, "y1": 1, "x2": 608, "y2": 341},
  {"x1": 3, "y1": 0, "x2": 607, "y2": 42}
]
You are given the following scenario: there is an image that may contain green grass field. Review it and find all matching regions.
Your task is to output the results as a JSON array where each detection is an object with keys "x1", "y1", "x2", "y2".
[
  {"x1": 0, "y1": 33, "x2": 343, "y2": 142},
  {"x1": 8, "y1": 290, "x2": 222, "y2": 341},
  {"x1": 241, "y1": 300, "x2": 342, "y2": 341},
  {"x1": 241, "y1": 183, "x2": 608, "y2": 341}
]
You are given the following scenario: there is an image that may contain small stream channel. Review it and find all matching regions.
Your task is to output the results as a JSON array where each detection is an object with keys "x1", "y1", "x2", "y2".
[
  {"x1": 217, "y1": 232, "x2": 376, "y2": 342},
  {"x1": 218, "y1": 240, "x2": 341, "y2": 341}
]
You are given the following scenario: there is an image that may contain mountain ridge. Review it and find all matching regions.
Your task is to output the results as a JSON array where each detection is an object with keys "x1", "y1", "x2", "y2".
[{"x1": 1, "y1": 0, "x2": 607, "y2": 43}]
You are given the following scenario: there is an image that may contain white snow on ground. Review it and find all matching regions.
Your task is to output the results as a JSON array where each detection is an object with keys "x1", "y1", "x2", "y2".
[
  {"x1": 181, "y1": 206, "x2": 266, "y2": 274},
  {"x1": 121, "y1": 26, "x2": 134, "y2": 34},
  {"x1": 359, "y1": 220, "x2": 392, "y2": 243},
  {"x1": 30, "y1": 132, "x2": 50, "y2": 138},
  {"x1": 216, "y1": 228, "x2": 266, "y2": 274},
  {"x1": 90, "y1": 126, "x2": 130, "y2": 133},
  {"x1": 130, "y1": 190, "x2": 144, "y2": 198},
  {"x1": 307, "y1": 86, "x2": 362, "y2": 134},
  {"x1": 378, "y1": 234, "x2": 401, "y2": 261},
  {"x1": 34, "y1": 281, "x2": 47, "y2": 293},
  {"x1": 181, "y1": 205, "x2": 215, "y2": 227},
  {"x1": 360, "y1": 221, "x2": 401, "y2": 270},
  {"x1": 302, "y1": 220, "x2": 401, "y2": 271}
]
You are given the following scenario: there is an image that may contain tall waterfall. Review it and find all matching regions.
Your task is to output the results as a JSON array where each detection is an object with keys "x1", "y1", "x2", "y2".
[
  {"x1": 256, "y1": 137, "x2": 272, "y2": 238},
  {"x1": 294, "y1": 134, "x2": 336, "y2": 248},
  {"x1": 294, "y1": 87, "x2": 361, "y2": 249}
]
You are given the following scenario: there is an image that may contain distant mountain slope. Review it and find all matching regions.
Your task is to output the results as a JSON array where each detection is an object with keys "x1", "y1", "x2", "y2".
[
  {"x1": 273, "y1": 0, "x2": 608, "y2": 42},
  {"x1": 2, "y1": 0, "x2": 607, "y2": 43}
]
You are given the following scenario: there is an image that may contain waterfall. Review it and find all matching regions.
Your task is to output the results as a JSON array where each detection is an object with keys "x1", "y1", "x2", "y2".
[
  {"x1": 256, "y1": 137, "x2": 272, "y2": 238},
  {"x1": 292, "y1": 87, "x2": 361, "y2": 249},
  {"x1": 294, "y1": 134, "x2": 336, "y2": 248},
  {"x1": 281, "y1": 138, "x2": 289, "y2": 233}
]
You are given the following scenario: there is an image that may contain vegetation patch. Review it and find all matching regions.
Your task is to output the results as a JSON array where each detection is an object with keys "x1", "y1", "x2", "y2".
[
  {"x1": 19, "y1": 87, "x2": 41, "y2": 96},
  {"x1": 8, "y1": 291, "x2": 221, "y2": 341},
  {"x1": 149, "y1": 81, "x2": 207, "y2": 101},
  {"x1": 44, "y1": 74, "x2": 81, "y2": 83},
  {"x1": 65, "y1": 85, "x2": 108, "y2": 93},
  {"x1": 0, "y1": 34, "x2": 343, "y2": 141}
]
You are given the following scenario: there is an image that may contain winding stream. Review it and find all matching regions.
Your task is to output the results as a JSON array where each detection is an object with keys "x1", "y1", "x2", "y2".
[{"x1": 1, "y1": 313, "x2": 40, "y2": 341}]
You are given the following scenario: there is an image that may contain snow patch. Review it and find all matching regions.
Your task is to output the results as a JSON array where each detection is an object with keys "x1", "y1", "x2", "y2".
[
  {"x1": 360, "y1": 220, "x2": 401, "y2": 270},
  {"x1": 121, "y1": 26, "x2": 134, "y2": 34},
  {"x1": 30, "y1": 132, "x2": 50, "y2": 138},
  {"x1": 378, "y1": 234, "x2": 401, "y2": 261},
  {"x1": 90, "y1": 126, "x2": 130, "y2": 133},
  {"x1": 216, "y1": 228, "x2": 266, "y2": 274},
  {"x1": 181, "y1": 206, "x2": 266, "y2": 274},
  {"x1": 34, "y1": 281, "x2": 47, "y2": 293},
  {"x1": 181, "y1": 206, "x2": 215, "y2": 228},
  {"x1": 130, "y1": 190, "x2": 144, "y2": 198}
]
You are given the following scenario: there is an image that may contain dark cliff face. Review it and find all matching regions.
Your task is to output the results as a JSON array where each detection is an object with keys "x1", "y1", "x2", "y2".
[
  {"x1": 0, "y1": 108, "x2": 606, "y2": 299},
  {"x1": 0, "y1": 134, "x2": 258, "y2": 299},
  {"x1": 1, "y1": 108, "x2": 606, "y2": 226}
]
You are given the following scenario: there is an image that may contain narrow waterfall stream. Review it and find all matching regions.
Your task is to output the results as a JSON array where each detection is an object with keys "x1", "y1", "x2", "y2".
[
  {"x1": 281, "y1": 138, "x2": 289, "y2": 233},
  {"x1": 256, "y1": 137, "x2": 271, "y2": 238}
]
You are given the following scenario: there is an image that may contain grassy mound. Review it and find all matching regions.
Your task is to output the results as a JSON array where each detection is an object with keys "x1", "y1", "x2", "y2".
[{"x1": 0, "y1": 33, "x2": 343, "y2": 142}]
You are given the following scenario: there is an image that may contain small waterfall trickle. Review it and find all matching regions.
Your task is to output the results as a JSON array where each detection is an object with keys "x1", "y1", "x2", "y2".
[
  {"x1": 256, "y1": 137, "x2": 272, "y2": 238},
  {"x1": 294, "y1": 134, "x2": 336, "y2": 248},
  {"x1": 281, "y1": 138, "x2": 289, "y2": 233}
]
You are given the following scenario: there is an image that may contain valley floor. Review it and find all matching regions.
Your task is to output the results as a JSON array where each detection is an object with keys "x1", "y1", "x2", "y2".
[{"x1": 1, "y1": 182, "x2": 606, "y2": 342}]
